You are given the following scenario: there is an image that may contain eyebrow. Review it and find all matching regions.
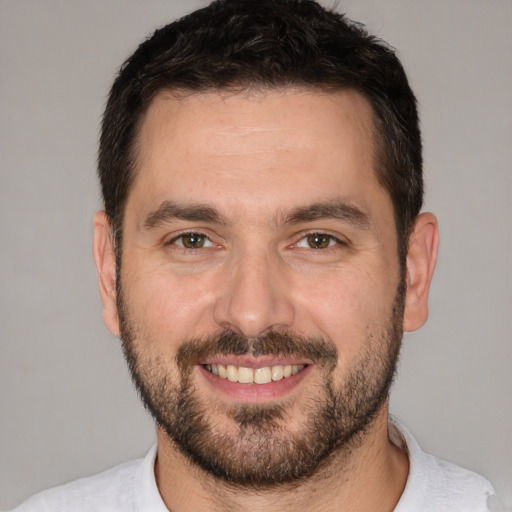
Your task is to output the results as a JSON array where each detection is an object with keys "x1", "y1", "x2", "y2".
[
  {"x1": 282, "y1": 200, "x2": 371, "y2": 229},
  {"x1": 141, "y1": 201, "x2": 228, "y2": 231},
  {"x1": 140, "y1": 198, "x2": 370, "y2": 232}
]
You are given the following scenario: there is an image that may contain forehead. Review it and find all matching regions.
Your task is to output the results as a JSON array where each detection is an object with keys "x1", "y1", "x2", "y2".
[
  {"x1": 129, "y1": 87, "x2": 387, "y2": 221},
  {"x1": 138, "y1": 87, "x2": 376, "y2": 159}
]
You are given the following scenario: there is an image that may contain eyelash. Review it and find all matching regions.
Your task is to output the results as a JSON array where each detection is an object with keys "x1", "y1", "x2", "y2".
[
  {"x1": 294, "y1": 232, "x2": 346, "y2": 250},
  {"x1": 165, "y1": 231, "x2": 346, "y2": 251},
  {"x1": 166, "y1": 231, "x2": 215, "y2": 249}
]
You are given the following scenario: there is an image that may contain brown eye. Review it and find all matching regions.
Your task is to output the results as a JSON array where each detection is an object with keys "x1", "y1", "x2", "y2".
[
  {"x1": 306, "y1": 233, "x2": 333, "y2": 249},
  {"x1": 176, "y1": 233, "x2": 208, "y2": 248}
]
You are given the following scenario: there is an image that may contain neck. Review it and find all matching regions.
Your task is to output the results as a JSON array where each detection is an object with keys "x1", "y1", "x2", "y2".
[{"x1": 154, "y1": 406, "x2": 409, "y2": 512}]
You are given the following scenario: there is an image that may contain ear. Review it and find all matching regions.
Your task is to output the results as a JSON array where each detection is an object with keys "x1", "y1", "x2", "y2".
[
  {"x1": 403, "y1": 212, "x2": 439, "y2": 332},
  {"x1": 93, "y1": 211, "x2": 120, "y2": 337}
]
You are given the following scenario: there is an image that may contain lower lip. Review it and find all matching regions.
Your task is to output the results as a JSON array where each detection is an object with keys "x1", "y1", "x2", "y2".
[{"x1": 198, "y1": 364, "x2": 313, "y2": 403}]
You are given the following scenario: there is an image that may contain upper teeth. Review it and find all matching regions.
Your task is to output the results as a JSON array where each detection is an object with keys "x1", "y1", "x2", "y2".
[{"x1": 205, "y1": 364, "x2": 305, "y2": 384}]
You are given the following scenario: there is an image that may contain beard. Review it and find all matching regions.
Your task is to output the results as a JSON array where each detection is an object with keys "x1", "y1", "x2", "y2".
[{"x1": 117, "y1": 279, "x2": 405, "y2": 489}]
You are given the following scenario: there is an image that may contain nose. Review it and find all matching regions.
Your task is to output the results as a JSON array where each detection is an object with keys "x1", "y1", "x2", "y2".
[{"x1": 213, "y1": 250, "x2": 295, "y2": 338}]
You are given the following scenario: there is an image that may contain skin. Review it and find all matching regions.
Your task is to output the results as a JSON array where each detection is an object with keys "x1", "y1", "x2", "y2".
[{"x1": 93, "y1": 88, "x2": 438, "y2": 511}]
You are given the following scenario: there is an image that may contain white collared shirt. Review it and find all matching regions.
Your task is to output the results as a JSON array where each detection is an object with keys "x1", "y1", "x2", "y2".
[{"x1": 10, "y1": 419, "x2": 495, "y2": 511}]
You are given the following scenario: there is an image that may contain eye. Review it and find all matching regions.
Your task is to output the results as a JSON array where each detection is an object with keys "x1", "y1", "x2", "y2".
[
  {"x1": 296, "y1": 233, "x2": 339, "y2": 249},
  {"x1": 170, "y1": 232, "x2": 214, "y2": 249}
]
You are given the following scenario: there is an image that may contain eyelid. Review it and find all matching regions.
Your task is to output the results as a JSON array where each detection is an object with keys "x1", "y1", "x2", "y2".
[
  {"x1": 165, "y1": 229, "x2": 216, "y2": 248},
  {"x1": 293, "y1": 231, "x2": 348, "y2": 248}
]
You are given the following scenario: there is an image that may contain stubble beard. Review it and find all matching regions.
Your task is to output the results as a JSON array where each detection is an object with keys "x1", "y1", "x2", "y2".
[{"x1": 117, "y1": 279, "x2": 405, "y2": 489}]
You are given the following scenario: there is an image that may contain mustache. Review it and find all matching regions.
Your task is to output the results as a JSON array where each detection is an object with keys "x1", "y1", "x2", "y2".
[{"x1": 176, "y1": 330, "x2": 338, "y2": 373}]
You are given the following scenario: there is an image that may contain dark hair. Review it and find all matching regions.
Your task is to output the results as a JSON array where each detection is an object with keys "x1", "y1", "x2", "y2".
[{"x1": 99, "y1": 0, "x2": 422, "y2": 265}]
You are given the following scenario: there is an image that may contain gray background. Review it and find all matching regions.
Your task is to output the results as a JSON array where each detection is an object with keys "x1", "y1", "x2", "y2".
[{"x1": 1, "y1": 0, "x2": 511, "y2": 509}]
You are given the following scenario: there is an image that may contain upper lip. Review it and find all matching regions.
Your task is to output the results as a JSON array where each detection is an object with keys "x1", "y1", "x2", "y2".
[{"x1": 199, "y1": 355, "x2": 313, "y2": 368}]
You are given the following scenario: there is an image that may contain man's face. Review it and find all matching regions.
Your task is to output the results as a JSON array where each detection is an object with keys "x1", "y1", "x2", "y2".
[{"x1": 113, "y1": 89, "x2": 405, "y2": 486}]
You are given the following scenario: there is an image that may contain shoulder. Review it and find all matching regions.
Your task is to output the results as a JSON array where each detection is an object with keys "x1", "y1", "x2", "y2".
[
  {"x1": 391, "y1": 418, "x2": 495, "y2": 512},
  {"x1": 9, "y1": 457, "x2": 144, "y2": 512},
  {"x1": 419, "y1": 455, "x2": 495, "y2": 509}
]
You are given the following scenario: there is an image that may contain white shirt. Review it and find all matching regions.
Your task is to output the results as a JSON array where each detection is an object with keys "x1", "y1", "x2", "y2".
[
  {"x1": 10, "y1": 420, "x2": 495, "y2": 511},
  {"x1": 389, "y1": 419, "x2": 494, "y2": 511}
]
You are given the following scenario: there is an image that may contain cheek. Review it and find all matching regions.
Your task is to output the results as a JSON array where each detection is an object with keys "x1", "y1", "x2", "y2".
[
  {"x1": 121, "y1": 261, "x2": 218, "y2": 339},
  {"x1": 294, "y1": 267, "x2": 397, "y2": 353}
]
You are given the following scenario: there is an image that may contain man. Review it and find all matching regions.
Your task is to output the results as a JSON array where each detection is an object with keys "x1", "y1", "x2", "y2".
[{"x1": 12, "y1": 0, "x2": 495, "y2": 510}]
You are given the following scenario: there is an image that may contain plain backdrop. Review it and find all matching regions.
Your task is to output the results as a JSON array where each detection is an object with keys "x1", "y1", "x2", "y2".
[{"x1": 1, "y1": 0, "x2": 511, "y2": 509}]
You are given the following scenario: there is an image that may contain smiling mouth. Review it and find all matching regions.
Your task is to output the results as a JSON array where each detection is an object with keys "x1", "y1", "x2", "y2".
[{"x1": 203, "y1": 364, "x2": 307, "y2": 384}]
